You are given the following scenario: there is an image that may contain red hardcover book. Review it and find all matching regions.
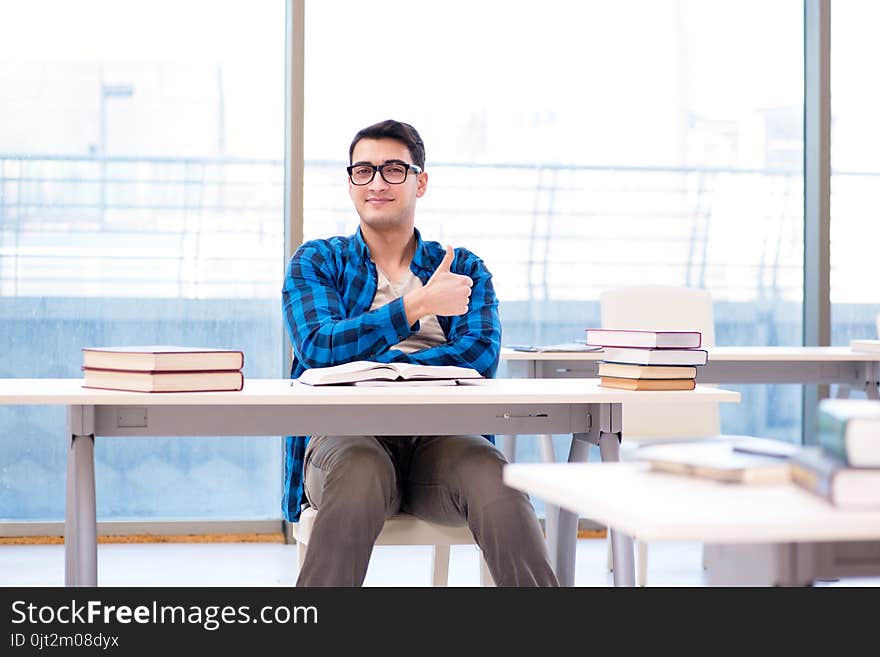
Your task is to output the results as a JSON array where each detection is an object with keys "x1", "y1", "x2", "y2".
[
  {"x1": 585, "y1": 328, "x2": 702, "y2": 349},
  {"x1": 82, "y1": 345, "x2": 244, "y2": 372},
  {"x1": 81, "y1": 367, "x2": 244, "y2": 393}
]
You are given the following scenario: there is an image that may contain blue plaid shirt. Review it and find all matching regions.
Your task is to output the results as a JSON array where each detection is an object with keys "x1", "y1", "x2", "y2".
[{"x1": 281, "y1": 227, "x2": 501, "y2": 521}]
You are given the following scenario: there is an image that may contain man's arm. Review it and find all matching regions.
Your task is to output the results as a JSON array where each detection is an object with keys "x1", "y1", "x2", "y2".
[
  {"x1": 283, "y1": 243, "x2": 414, "y2": 368},
  {"x1": 383, "y1": 249, "x2": 501, "y2": 378}
]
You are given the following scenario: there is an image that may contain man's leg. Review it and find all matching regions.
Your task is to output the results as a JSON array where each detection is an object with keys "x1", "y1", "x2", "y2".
[
  {"x1": 405, "y1": 435, "x2": 558, "y2": 587},
  {"x1": 297, "y1": 435, "x2": 402, "y2": 587}
]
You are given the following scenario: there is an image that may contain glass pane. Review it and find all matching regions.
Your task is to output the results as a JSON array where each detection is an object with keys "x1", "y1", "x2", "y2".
[
  {"x1": 304, "y1": 0, "x2": 805, "y2": 464},
  {"x1": 0, "y1": 0, "x2": 286, "y2": 521},
  {"x1": 830, "y1": 0, "x2": 880, "y2": 356}
]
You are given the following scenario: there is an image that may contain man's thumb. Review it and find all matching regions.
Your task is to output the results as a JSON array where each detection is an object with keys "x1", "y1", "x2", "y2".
[{"x1": 437, "y1": 245, "x2": 454, "y2": 273}]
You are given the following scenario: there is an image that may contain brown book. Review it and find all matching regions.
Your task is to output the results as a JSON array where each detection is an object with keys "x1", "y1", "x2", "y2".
[
  {"x1": 82, "y1": 346, "x2": 244, "y2": 372},
  {"x1": 599, "y1": 376, "x2": 696, "y2": 391},
  {"x1": 82, "y1": 367, "x2": 244, "y2": 393},
  {"x1": 597, "y1": 362, "x2": 697, "y2": 379}
]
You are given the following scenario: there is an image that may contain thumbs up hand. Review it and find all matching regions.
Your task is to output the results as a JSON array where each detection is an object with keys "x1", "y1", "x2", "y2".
[{"x1": 420, "y1": 246, "x2": 473, "y2": 317}]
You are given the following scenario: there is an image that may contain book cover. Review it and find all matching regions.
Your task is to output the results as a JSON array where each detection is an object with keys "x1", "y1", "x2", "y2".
[
  {"x1": 597, "y1": 362, "x2": 697, "y2": 380},
  {"x1": 599, "y1": 376, "x2": 695, "y2": 391},
  {"x1": 600, "y1": 347, "x2": 708, "y2": 366},
  {"x1": 297, "y1": 360, "x2": 482, "y2": 386},
  {"x1": 585, "y1": 328, "x2": 702, "y2": 349},
  {"x1": 850, "y1": 339, "x2": 880, "y2": 353},
  {"x1": 81, "y1": 368, "x2": 244, "y2": 393},
  {"x1": 817, "y1": 399, "x2": 880, "y2": 467},
  {"x1": 790, "y1": 446, "x2": 880, "y2": 508},
  {"x1": 636, "y1": 437, "x2": 793, "y2": 484},
  {"x1": 82, "y1": 346, "x2": 244, "y2": 372}
]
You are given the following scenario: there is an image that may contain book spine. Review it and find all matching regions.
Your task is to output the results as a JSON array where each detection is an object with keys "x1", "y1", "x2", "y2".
[
  {"x1": 817, "y1": 411, "x2": 852, "y2": 464},
  {"x1": 789, "y1": 461, "x2": 834, "y2": 503}
]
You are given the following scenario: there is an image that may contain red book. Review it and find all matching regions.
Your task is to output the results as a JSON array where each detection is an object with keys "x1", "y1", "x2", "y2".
[
  {"x1": 82, "y1": 345, "x2": 244, "y2": 372},
  {"x1": 585, "y1": 328, "x2": 702, "y2": 349},
  {"x1": 81, "y1": 367, "x2": 244, "y2": 393}
]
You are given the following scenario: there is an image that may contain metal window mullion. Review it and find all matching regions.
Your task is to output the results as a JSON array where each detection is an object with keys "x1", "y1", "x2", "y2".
[
  {"x1": 283, "y1": 0, "x2": 305, "y2": 378},
  {"x1": 803, "y1": 0, "x2": 831, "y2": 445}
]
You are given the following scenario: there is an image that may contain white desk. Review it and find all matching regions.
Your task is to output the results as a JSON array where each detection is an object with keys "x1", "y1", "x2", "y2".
[
  {"x1": 503, "y1": 462, "x2": 880, "y2": 586},
  {"x1": 0, "y1": 378, "x2": 739, "y2": 587},
  {"x1": 502, "y1": 346, "x2": 880, "y2": 399}
]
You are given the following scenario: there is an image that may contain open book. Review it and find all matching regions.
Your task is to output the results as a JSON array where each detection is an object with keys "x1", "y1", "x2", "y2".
[
  {"x1": 297, "y1": 360, "x2": 483, "y2": 386},
  {"x1": 635, "y1": 437, "x2": 796, "y2": 484}
]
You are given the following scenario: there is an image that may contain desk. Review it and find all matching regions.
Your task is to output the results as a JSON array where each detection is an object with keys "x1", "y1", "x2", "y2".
[
  {"x1": 502, "y1": 346, "x2": 880, "y2": 398},
  {"x1": 501, "y1": 346, "x2": 880, "y2": 579},
  {"x1": 0, "y1": 378, "x2": 739, "y2": 587},
  {"x1": 503, "y1": 461, "x2": 880, "y2": 586}
]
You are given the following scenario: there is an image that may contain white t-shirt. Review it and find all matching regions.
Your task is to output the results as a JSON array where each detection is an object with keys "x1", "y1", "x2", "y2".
[{"x1": 371, "y1": 267, "x2": 446, "y2": 353}]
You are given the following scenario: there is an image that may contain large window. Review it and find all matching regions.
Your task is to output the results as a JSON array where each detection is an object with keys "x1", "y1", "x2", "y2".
[
  {"x1": 304, "y1": 0, "x2": 805, "y2": 447},
  {"x1": 830, "y1": 0, "x2": 880, "y2": 352},
  {"x1": 0, "y1": 1, "x2": 286, "y2": 522}
]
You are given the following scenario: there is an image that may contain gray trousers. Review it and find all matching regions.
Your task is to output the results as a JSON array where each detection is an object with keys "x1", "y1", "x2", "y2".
[{"x1": 297, "y1": 434, "x2": 558, "y2": 587}]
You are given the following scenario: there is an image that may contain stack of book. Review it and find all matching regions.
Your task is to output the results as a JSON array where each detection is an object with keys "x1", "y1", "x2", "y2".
[
  {"x1": 584, "y1": 328, "x2": 707, "y2": 391},
  {"x1": 81, "y1": 345, "x2": 245, "y2": 393},
  {"x1": 789, "y1": 398, "x2": 880, "y2": 508}
]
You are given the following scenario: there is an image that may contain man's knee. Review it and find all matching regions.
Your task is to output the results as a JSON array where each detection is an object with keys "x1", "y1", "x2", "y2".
[
  {"x1": 447, "y1": 440, "x2": 510, "y2": 492},
  {"x1": 323, "y1": 441, "x2": 394, "y2": 487}
]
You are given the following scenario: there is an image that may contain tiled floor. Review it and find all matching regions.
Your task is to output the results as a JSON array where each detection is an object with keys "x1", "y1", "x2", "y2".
[
  {"x1": 2, "y1": 539, "x2": 876, "y2": 586},
  {"x1": 1, "y1": 539, "x2": 705, "y2": 587}
]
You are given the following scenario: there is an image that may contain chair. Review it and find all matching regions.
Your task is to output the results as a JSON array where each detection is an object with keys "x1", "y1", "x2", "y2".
[
  {"x1": 599, "y1": 285, "x2": 728, "y2": 586},
  {"x1": 293, "y1": 507, "x2": 495, "y2": 587}
]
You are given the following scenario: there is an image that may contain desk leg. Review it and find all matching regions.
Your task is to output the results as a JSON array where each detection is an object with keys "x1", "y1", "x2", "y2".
[
  {"x1": 64, "y1": 433, "x2": 78, "y2": 587},
  {"x1": 554, "y1": 433, "x2": 592, "y2": 587},
  {"x1": 599, "y1": 432, "x2": 635, "y2": 587},
  {"x1": 66, "y1": 406, "x2": 97, "y2": 587},
  {"x1": 538, "y1": 435, "x2": 558, "y2": 567},
  {"x1": 868, "y1": 362, "x2": 880, "y2": 400}
]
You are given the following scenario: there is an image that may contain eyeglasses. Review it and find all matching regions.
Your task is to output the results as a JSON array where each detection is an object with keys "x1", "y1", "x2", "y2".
[{"x1": 346, "y1": 161, "x2": 423, "y2": 185}]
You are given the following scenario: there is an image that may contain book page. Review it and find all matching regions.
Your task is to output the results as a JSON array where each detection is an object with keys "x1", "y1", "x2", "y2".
[{"x1": 391, "y1": 362, "x2": 481, "y2": 380}]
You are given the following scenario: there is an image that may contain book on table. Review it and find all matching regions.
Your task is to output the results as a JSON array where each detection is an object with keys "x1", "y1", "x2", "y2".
[
  {"x1": 585, "y1": 328, "x2": 702, "y2": 349},
  {"x1": 297, "y1": 360, "x2": 483, "y2": 386},
  {"x1": 82, "y1": 368, "x2": 244, "y2": 393},
  {"x1": 817, "y1": 398, "x2": 880, "y2": 467},
  {"x1": 600, "y1": 346, "x2": 708, "y2": 366},
  {"x1": 849, "y1": 339, "x2": 880, "y2": 353},
  {"x1": 599, "y1": 376, "x2": 695, "y2": 391},
  {"x1": 597, "y1": 362, "x2": 697, "y2": 380},
  {"x1": 82, "y1": 345, "x2": 244, "y2": 372},
  {"x1": 789, "y1": 446, "x2": 880, "y2": 508},
  {"x1": 635, "y1": 436, "x2": 796, "y2": 485}
]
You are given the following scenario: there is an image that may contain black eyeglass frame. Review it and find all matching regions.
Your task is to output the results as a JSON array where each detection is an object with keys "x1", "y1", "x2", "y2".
[{"x1": 346, "y1": 161, "x2": 423, "y2": 185}]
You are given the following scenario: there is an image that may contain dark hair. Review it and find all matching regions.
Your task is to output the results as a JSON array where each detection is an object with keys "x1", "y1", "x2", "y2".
[{"x1": 348, "y1": 119, "x2": 425, "y2": 170}]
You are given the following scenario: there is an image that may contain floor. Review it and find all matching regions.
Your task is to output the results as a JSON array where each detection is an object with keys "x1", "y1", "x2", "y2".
[{"x1": 3, "y1": 539, "x2": 876, "y2": 587}]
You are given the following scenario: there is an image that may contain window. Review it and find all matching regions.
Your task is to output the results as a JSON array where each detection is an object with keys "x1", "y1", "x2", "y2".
[
  {"x1": 304, "y1": 0, "x2": 805, "y2": 449},
  {"x1": 830, "y1": 0, "x2": 880, "y2": 353},
  {"x1": 0, "y1": 1, "x2": 286, "y2": 521}
]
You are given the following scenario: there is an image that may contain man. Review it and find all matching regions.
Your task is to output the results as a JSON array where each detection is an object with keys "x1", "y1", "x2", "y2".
[{"x1": 282, "y1": 119, "x2": 557, "y2": 587}]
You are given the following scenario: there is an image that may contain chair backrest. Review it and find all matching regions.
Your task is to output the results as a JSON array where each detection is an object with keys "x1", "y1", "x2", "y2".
[{"x1": 599, "y1": 285, "x2": 721, "y2": 439}]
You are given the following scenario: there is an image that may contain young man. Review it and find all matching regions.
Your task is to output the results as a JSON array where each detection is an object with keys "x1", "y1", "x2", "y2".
[{"x1": 282, "y1": 119, "x2": 557, "y2": 587}]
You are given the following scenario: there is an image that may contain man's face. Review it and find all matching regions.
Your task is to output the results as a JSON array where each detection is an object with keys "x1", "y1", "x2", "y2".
[{"x1": 348, "y1": 137, "x2": 427, "y2": 231}]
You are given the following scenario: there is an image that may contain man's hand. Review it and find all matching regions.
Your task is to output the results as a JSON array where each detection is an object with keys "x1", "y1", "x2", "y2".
[{"x1": 404, "y1": 245, "x2": 473, "y2": 324}]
